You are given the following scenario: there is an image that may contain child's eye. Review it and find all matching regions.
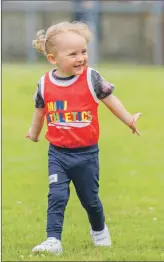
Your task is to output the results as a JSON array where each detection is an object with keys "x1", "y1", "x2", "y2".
[
  {"x1": 69, "y1": 53, "x2": 76, "y2": 56},
  {"x1": 82, "y1": 50, "x2": 87, "y2": 54}
]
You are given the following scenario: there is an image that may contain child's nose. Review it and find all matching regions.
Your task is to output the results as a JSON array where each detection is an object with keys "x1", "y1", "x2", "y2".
[{"x1": 76, "y1": 54, "x2": 83, "y2": 62}]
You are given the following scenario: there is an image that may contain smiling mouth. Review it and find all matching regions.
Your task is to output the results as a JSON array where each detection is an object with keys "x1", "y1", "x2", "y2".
[{"x1": 74, "y1": 64, "x2": 84, "y2": 68}]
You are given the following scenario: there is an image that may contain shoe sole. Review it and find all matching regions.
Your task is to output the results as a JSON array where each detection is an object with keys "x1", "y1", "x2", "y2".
[{"x1": 32, "y1": 249, "x2": 63, "y2": 255}]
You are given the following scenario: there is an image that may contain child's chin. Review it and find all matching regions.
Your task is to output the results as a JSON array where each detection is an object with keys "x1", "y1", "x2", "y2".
[{"x1": 74, "y1": 67, "x2": 85, "y2": 75}]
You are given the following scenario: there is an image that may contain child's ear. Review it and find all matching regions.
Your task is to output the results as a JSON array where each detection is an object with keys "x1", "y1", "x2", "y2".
[{"x1": 47, "y1": 54, "x2": 57, "y2": 65}]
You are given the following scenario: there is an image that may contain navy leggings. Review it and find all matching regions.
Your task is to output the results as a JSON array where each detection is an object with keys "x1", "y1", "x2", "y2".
[{"x1": 47, "y1": 143, "x2": 105, "y2": 240}]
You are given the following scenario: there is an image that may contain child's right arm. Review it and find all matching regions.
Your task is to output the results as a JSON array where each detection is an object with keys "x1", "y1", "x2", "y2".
[
  {"x1": 26, "y1": 108, "x2": 45, "y2": 142},
  {"x1": 26, "y1": 80, "x2": 45, "y2": 142}
]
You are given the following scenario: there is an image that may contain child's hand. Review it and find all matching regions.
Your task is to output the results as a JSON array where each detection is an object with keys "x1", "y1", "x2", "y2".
[
  {"x1": 25, "y1": 127, "x2": 40, "y2": 142},
  {"x1": 129, "y1": 112, "x2": 142, "y2": 136}
]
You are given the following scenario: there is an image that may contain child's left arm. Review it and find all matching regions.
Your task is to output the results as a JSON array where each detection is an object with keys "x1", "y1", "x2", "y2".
[
  {"x1": 101, "y1": 94, "x2": 141, "y2": 135},
  {"x1": 90, "y1": 69, "x2": 141, "y2": 135}
]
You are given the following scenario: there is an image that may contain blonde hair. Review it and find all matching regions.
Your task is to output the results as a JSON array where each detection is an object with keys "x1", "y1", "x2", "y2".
[{"x1": 32, "y1": 21, "x2": 92, "y2": 55}]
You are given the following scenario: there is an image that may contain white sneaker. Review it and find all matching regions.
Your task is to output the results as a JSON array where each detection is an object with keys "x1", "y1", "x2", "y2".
[
  {"x1": 32, "y1": 237, "x2": 63, "y2": 255},
  {"x1": 90, "y1": 224, "x2": 112, "y2": 246}
]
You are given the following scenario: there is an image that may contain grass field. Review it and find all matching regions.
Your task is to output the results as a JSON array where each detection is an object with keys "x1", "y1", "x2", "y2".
[{"x1": 2, "y1": 63, "x2": 164, "y2": 261}]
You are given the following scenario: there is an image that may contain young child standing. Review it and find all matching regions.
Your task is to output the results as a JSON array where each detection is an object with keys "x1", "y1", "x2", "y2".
[{"x1": 27, "y1": 21, "x2": 141, "y2": 255}]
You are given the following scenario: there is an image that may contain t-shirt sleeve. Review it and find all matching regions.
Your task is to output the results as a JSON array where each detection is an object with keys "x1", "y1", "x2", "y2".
[
  {"x1": 33, "y1": 81, "x2": 45, "y2": 108},
  {"x1": 91, "y1": 69, "x2": 114, "y2": 100}
]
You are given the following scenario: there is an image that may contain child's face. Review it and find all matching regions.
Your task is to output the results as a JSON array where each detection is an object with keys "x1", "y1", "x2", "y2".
[{"x1": 52, "y1": 32, "x2": 88, "y2": 77}]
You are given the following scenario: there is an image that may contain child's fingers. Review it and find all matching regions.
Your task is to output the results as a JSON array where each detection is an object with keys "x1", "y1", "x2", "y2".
[
  {"x1": 131, "y1": 113, "x2": 142, "y2": 135},
  {"x1": 133, "y1": 112, "x2": 142, "y2": 122},
  {"x1": 25, "y1": 133, "x2": 40, "y2": 142},
  {"x1": 135, "y1": 129, "x2": 140, "y2": 136},
  {"x1": 26, "y1": 127, "x2": 32, "y2": 139},
  {"x1": 132, "y1": 128, "x2": 140, "y2": 136}
]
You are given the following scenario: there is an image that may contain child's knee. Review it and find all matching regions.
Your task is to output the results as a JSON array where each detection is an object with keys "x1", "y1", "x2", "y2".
[{"x1": 48, "y1": 186, "x2": 69, "y2": 206}]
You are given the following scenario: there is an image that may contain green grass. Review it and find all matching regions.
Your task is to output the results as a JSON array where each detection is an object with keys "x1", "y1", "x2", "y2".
[{"x1": 2, "y1": 63, "x2": 164, "y2": 261}]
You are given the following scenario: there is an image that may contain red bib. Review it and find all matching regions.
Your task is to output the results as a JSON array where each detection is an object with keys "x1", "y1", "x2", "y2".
[{"x1": 42, "y1": 67, "x2": 99, "y2": 148}]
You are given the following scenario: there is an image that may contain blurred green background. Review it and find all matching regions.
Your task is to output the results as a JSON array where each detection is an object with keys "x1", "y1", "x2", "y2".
[{"x1": 2, "y1": 64, "x2": 164, "y2": 261}]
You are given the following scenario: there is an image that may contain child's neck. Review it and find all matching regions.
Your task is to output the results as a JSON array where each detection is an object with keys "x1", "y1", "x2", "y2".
[{"x1": 55, "y1": 69, "x2": 74, "y2": 78}]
